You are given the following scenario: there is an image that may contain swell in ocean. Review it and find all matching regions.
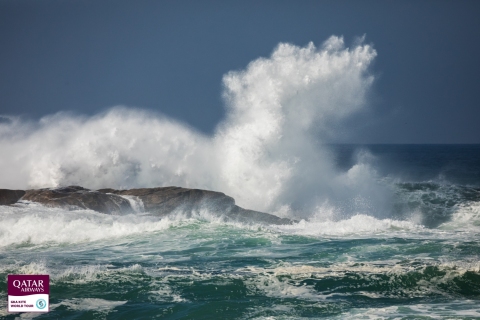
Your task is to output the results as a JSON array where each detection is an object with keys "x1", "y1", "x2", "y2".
[{"x1": 1, "y1": 36, "x2": 480, "y2": 319}]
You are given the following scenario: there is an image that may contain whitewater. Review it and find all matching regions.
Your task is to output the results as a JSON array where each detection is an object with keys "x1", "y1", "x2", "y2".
[{"x1": 1, "y1": 36, "x2": 480, "y2": 319}]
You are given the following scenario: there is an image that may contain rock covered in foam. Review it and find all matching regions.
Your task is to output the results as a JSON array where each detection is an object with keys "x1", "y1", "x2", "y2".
[{"x1": 1, "y1": 185, "x2": 293, "y2": 224}]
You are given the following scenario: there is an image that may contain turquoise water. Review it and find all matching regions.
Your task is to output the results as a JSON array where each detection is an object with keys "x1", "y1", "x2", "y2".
[
  {"x1": 1, "y1": 202, "x2": 480, "y2": 319},
  {"x1": 1, "y1": 145, "x2": 480, "y2": 319}
]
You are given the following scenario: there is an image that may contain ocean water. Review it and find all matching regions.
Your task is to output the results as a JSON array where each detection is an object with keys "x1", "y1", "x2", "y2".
[
  {"x1": 1, "y1": 144, "x2": 479, "y2": 319},
  {"x1": 1, "y1": 37, "x2": 479, "y2": 319}
]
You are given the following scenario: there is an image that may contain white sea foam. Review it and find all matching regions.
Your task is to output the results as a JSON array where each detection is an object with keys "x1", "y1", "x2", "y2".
[
  {"x1": 244, "y1": 260, "x2": 480, "y2": 280},
  {"x1": 148, "y1": 285, "x2": 187, "y2": 303},
  {"x1": 272, "y1": 214, "x2": 422, "y2": 237},
  {"x1": 333, "y1": 301, "x2": 480, "y2": 319},
  {"x1": 0, "y1": 202, "x2": 175, "y2": 247},
  {"x1": 440, "y1": 201, "x2": 480, "y2": 231},
  {"x1": 51, "y1": 298, "x2": 126, "y2": 313},
  {"x1": 0, "y1": 36, "x2": 381, "y2": 217},
  {"x1": 0, "y1": 202, "x2": 283, "y2": 249},
  {"x1": 245, "y1": 270, "x2": 326, "y2": 301},
  {"x1": 241, "y1": 259, "x2": 480, "y2": 302},
  {"x1": 0, "y1": 202, "x2": 419, "y2": 249},
  {"x1": 2, "y1": 197, "x2": 475, "y2": 250},
  {"x1": 118, "y1": 194, "x2": 145, "y2": 213}
]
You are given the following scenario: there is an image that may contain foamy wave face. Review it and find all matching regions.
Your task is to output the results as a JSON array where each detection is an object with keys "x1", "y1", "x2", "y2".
[
  {"x1": 440, "y1": 201, "x2": 480, "y2": 231},
  {"x1": 0, "y1": 36, "x2": 378, "y2": 216},
  {"x1": 0, "y1": 203, "x2": 176, "y2": 247},
  {"x1": 273, "y1": 214, "x2": 422, "y2": 237}
]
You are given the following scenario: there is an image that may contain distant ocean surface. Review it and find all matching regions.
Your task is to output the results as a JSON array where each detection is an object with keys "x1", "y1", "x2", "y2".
[{"x1": 1, "y1": 144, "x2": 479, "y2": 319}]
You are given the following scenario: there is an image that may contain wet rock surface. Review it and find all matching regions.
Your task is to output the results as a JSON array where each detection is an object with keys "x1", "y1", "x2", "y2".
[
  {"x1": 99, "y1": 187, "x2": 293, "y2": 224},
  {"x1": 0, "y1": 189, "x2": 26, "y2": 205},
  {"x1": 22, "y1": 186, "x2": 132, "y2": 215},
  {"x1": 2, "y1": 186, "x2": 294, "y2": 224},
  {"x1": 98, "y1": 187, "x2": 235, "y2": 216}
]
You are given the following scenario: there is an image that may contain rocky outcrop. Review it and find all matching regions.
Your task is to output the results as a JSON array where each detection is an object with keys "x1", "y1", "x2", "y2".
[
  {"x1": 98, "y1": 187, "x2": 293, "y2": 224},
  {"x1": 98, "y1": 187, "x2": 235, "y2": 216},
  {"x1": 22, "y1": 186, "x2": 132, "y2": 215},
  {"x1": 1, "y1": 185, "x2": 293, "y2": 225},
  {"x1": 0, "y1": 189, "x2": 26, "y2": 205},
  {"x1": 225, "y1": 206, "x2": 293, "y2": 225}
]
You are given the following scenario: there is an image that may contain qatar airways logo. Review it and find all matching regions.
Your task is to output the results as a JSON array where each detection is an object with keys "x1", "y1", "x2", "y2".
[
  {"x1": 12, "y1": 279, "x2": 45, "y2": 293},
  {"x1": 8, "y1": 275, "x2": 49, "y2": 313}
]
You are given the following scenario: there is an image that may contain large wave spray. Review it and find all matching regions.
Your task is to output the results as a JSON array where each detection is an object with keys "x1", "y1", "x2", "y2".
[{"x1": 0, "y1": 36, "x2": 382, "y2": 217}]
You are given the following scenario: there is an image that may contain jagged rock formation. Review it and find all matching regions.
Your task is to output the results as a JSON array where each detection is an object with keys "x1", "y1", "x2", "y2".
[{"x1": 1, "y1": 186, "x2": 293, "y2": 225}]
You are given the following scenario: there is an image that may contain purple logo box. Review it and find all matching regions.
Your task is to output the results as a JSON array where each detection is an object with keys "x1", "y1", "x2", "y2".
[{"x1": 8, "y1": 275, "x2": 49, "y2": 296}]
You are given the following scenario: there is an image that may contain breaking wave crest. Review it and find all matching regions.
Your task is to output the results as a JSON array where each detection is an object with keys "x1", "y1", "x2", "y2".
[
  {"x1": 0, "y1": 203, "x2": 175, "y2": 247},
  {"x1": 1, "y1": 200, "x2": 475, "y2": 249},
  {"x1": 1, "y1": 185, "x2": 478, "y2": 249}
]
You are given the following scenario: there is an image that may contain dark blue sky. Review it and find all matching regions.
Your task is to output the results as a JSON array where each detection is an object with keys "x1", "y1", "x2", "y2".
[{"x1": 1, "y1": 0, "x2": 479, "y2": 143}]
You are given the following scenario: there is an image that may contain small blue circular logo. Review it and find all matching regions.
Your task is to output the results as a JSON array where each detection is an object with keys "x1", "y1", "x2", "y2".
[{"x1": 36, "y1": 298, "x2": 47, "y2": 309}]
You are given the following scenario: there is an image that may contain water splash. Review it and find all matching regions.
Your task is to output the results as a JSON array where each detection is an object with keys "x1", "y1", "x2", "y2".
[{"x1": 0, "y1": 36, "x2": 379, "y2": 217}]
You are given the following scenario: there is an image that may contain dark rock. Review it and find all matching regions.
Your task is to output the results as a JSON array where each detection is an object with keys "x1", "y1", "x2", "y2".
[
  {"x1": 99, "y1": 187, "x2": 235, "y2": 216},
  {"x1": 0, "y1": 189, "x2": 26, "y2": 205},
  {"x1": 2, "y1": 185, "x2": 294, "y2": 225},
  {"x1": 99, "y1": 186, "x2": 294, "y2": 225},
  {"x1": 22, "y1": 186, "x2": 132, "y2": 215},
  {"x1": 227, "y1": 206, "x2": 294, "y2": 225}
]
